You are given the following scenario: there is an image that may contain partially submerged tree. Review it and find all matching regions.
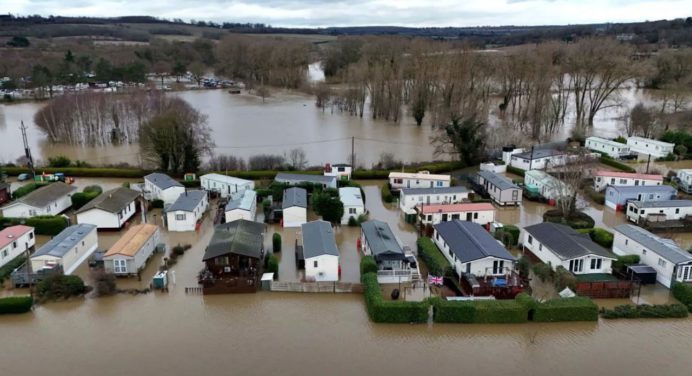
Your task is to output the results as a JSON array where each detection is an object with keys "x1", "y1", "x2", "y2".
[
  {"x1": 432, "y1": 117, "x2": 487, "y2": 167},
  {"x1": 546, "y1": 151, "x2": 599, "y2": 219}
]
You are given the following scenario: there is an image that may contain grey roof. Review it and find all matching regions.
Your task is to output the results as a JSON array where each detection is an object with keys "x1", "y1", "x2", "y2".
[
  {"x1": 361, "y1": 220, "x2": 405, "y2": 260},
  {"x1": 282, "y1": 187, "x2": 307, "y2": 209},
  {"x1": 301, "y1": 221, "x2": 339, "y2": 259},
  {"x1": 275, "y1": 172, "x2": 336, "y2": 185},
  {"x1": 145, "y1": 173, "x2": 183, "y2": 190},
  {"x1": 226, "y1": 190, "x2": 256, "y2": 212},
  {"x1": 167, "y1": 190, "x2": 206, "y2": 213},
  {"x1": 32, "y1": 224, "x2": 96, "y2": 258},
  {"x1": 614, "y1": 224, "x2": 692, "y2": 264},
  {"x1": 477, "y1": 171, "x2": 519, "y2": 190},
  {"x1": 513, "y1": 149, "x2": 564, "y2": 160},
  {"x1": 607, "y1": 185, "x2": 677, "y2": 194},
  {"x1": 76, "y1": 187, "x2": 140, "y2": 214},
  {"x1": 523, "y1": 223, "x2": 616, "y2": 260},
  {"x1": 203, "y1": 220, "x2": 265, "y2": 260},
  {"x1": 629, "y1": 200, "x2": 692, "y2": 208},
  {"x1": 400, "y1": 186, "x2": 469, "y2": 196},
  {"x1": 434, "y1": 220, "x2": 515, "y2": 263},
  {"x1": 16, "y1": 182, "x2": 76, "y2": 208}
]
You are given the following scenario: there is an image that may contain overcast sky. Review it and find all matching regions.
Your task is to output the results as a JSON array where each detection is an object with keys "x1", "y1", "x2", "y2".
[{"x1": 6, "y1": 0, "x2": 691, "y2": 28}]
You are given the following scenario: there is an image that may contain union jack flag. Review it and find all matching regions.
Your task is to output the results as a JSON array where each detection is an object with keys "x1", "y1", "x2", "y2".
[{"x1": 428, "y1": 275, "x2": 443, "y2": 285}]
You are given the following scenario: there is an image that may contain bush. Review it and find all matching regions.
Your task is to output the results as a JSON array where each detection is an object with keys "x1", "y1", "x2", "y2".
[
  {"x1": 417, "y1": 237, "x2": 453, "y2": 277},
  {"x1": 0, "y1": 255, "x2": 27, "y2": 283},
  {"x1": 612, "y1": 255, "x2": 640, "y2": 273},
  {"x1": 533, "y1": 297, "x2": 599, "y2": 322},
  {"x1": 0, "y1": 296, "x2": 33, "y2": 314},
  {"x1": 506, "y1": 165, "x2": 526, "y2": 177},
  {"x1": 553, "y1": 266, "x2": 577, "y2": 291},
  {"x1": 381, "y1": 184, "x2": 394, "y2": 203},
  {"x1": 543, "y1": 209, "x2": 595, "y2": 229},
  {"x1": 599, "y1": 156, "x2": 636, "y2": 173},
  {"x1": 516, "y1": 256, "x2": 531, "y2": 279},
  {"x1": 180, "y1": 180, "x2": 201, "y2": 188},
  {"x1": 272, "y1": 233, "x2": 282, "y2": 253},
  {"x1": 0, "y1": 216, "x2": 69, "y2": 236},
  {"x1": 600, "y1": 304, "x2": 689, "y2": 319},
  {"x1": 585, "y1": 186, "x2": 605, "y2": 205},
  {"x1": 172, "y1": 244, "x2": 186, "y2": 256},
  {"x1": 362, "y1": 273, "x2": 428, "y2": 323},
  {"x1": 47, "y1": 155, "x2": 72, "y2": 167},
  {"x1": 12, "y1": 183, "x2": 48, "y2": 199},
  {"x1": 495, "y1": 225, "x2": 520, "y2": 246},
  {"x1": 267, "y1": 254, "x2": 279, "y2": 277},
  {"x1": 311, "y1": 190, "x2": 344, "y2": 224},
  {"x1": 671, "y1": 283, "x2": 692, "y2": 311},
  {"x1": 589, "y1": 228, "x2": 614, "y2": 248},
  {"x1": 71, "y1": 185, "x2": 103, "y2": 210},
  {"x1": 431, "y1": 296, "x2": 529, "y2": 323},
  {"x1": 151, "y1": 199, "x2": 164, "y2": 208},
  {"x1": 532, "y1": 263, "x2": 553, "y2": 282},
  {"x1": 91, "y1": 270, "x2": 117, "y2": 297},
  {"x1": 347, "y1": 216, "x2": 359, "y2": 227},
  {"x1": 360, "y1": 256, "x2": 379, "y2": 275},
  {"x1": 35, "y1": 275, "x2": 87, "y2": 300}
]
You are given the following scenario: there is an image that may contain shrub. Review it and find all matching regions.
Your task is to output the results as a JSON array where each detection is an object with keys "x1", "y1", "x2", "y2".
[
  {"x1": 0, "y1": 216, "x2": 69, "y2": 236},
  {"x1": 3, "y1": 166, "x2": 150, "y2": 179},
  {"x1": 347, "y1": 216, "x2": 358, "y2": 227},
  {"x1": 553, "y1": 266, "x2": 577, "y2": 291},
  {"x1": 360, "y1": 256, "x2": 379, "y2": 275},
  {"x1": 121, "y1": 182, "x2": 131, "y2": 188},
  {"x1": 496, "y1": 225, "x2": 520, "y2": 246},
  {"x1": 516, "y1": 256, "x2": 531, "y2": 279},
  {"x1": 172, "y1": 244, "x2": 186, "y2": 256},
  {"x1": 362, "y1": 273, "x2": 428, "y2": 323},
  {"x1": 612, "y1": 255, "x2": 640, "y2": 273},
  {"x1": 506, "y1": 165, "x2": 526, "y2": 177},
  {"x1": 0, "y1": 255, "x2": 27, "y2": 283},
  {"x1": 671, "y1": 283, "x2": 692, "y2": 311},
  {"x1": 600, "y1": 304, "x2": 689, "y2": 319},
  {"x1": 533, "y1": 297, "x2": 599, "y2": 322},
  {"x1": 272, "y1": 233, "x2": 282, "y2": 253},
  {"x1": 381, "y1": 184, "x2": 394, "y2": 203},
  {"x1": 267, "y1": 254, "x2": 279, "y2": 277},
  {"x1": 532, "y1": 263, "x2": 553, "y2": 282},
  {"x1": 35, "y1": 275, "x2": 87, "y2": 300},
  {"x1": 589, "y1": 228, "x2": 614, "y2": 248},
  {"x1": 585, "y1": 186, "x2": 605, "y2": 205},
  {"x1": 543, "y1": 209, "x2": 595, "y2": 229},
  {"x1": 71, "y1": 185, "x2": 103, "y2": 210},
  {"x1": 152, "y1": 199, "x2": 164, "y2": 208},
  {"x1": 0, "y1": 296, "x2": 33, "y2": 314},
  {"x1": 12, "y1": 183, "x2": 49, "y2": 199},
  {"x1": 599, "y1": 156, "x2": 636, "y2": 173},
  {"x1": 180, "y1": 180, "x2": 201, "y2": 188},
  {"x1": 47, "y1": 155, "x2": 72, "y2": 167},
  {"x1": 417, "y1": 237, "x2": 453, "y2": 277},
  {"x1": 91, "y1": 270, "x2": 117, "y2": 297},
  {"x1": 431, "y1": 296, "x2": 528, "y2": 323}
]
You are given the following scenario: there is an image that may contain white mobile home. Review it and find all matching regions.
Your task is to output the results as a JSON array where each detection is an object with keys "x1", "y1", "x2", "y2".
[
  {"x1": 612, "y1": 224, "x2": 692, "y2": 288},
  {"x1": 275, "y1": 173, "x2": 337, "y2": 189},
  {"x1": 144, "y1": 173, "x2": 185, "y2": 205},
  {"x1": 300, "y1": 221, "x2": 339, "y2": 282},
  {"x1": 476, "y1": 171, "x2": 522, "y2": 206},
  {"x1": 225, "y1": 189, "x2": 257, "y2": 223},
  {"x1": 388, "y1": 171, "x2": 451, "y2": 191},
  {"x1": 522, "y1": 223, "x2": 615, "y2": 275},
  {"x1": 418, "y1": 203, "x2": 496, "y2": 226},
  {"x1": 360, "y1": 220, "x2": 417, "y2": 283},
  {"x1": 324, "y1": 163, "x2": 352, "y2": 181},
  {"x1": 626, "y1": 200, "x2": 692, "y2": 223},
  {"x1": 103, "y1": 224, "x2": 161, "y2": 276},
  {"x1": 593, "y1": 171, "x2": 663, "y2": 192},
  {"x1": 76, "y1": 187, "x2": 140, "y2": 229},
  {"x1": 509, "y1": 149, "x2": 566, "y2": 171},
  {"x1": 585, "y1": 137, "x2": 630, "y2": 158},
  {"x1": 30, "y1": 224, "x2": 98, "y2": 275},
  {"x1": 165, "y1": 190, "x2": 209, "y2": 232},
  {"x1": 338, "y1": 187, "x2": 365, "y2": 224},
  {"x1": 433, "y1": 220, "x2": 516, "y2": 277},
  {"x1": 604, "y1": 185, "x2": 677, "y2": 211},
  {"x1": 282, "y1": 187, "x2": 307, "y2": 228},
  {"x1": 524, "y1": 170, "x2": 571, "y2": 201},
  {"x1": 1, "y1": 182, "x2": 76, "y2": 218},
  {"x1": 200, "y1": 173, "x2": 254, "y2": 199},
  {"x1": 674, "y1": 169, "x2": 692, "y2": 194},
  {"x1": 0, "y1": 225, "x2": 35, "y2": 269},
  {"x1": 627, "y1": 136, "x2": 675, "y2": 158},
  {"x1": 399, "y1": 187, "x2": 469, "y2": 213}
]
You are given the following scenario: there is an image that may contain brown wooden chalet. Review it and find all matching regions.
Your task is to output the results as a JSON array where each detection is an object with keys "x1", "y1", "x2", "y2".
[{"x1": 199, "y1": 219, "x2": 265, "y2": 294}]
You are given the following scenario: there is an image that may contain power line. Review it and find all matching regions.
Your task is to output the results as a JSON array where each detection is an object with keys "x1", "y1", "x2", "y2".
[{"x1": 214, "y1": 137, "x2": 352, "y2": 149}]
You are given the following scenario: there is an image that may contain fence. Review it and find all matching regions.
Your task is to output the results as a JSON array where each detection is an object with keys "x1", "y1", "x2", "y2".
[{"x1": 270, "y1": 281, "x2": 361, "y2": 293}]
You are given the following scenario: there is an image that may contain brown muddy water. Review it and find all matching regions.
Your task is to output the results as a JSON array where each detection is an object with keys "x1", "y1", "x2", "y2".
[{"x1": 2, "y1": 181, "x2": 692, "y2": 376}]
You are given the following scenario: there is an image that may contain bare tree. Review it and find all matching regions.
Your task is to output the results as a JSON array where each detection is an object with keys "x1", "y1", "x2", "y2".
[
  {"x1": 546, "y1": 151, "x2": 599, "y2": 218},
  {"x1": 286, "y1": 148, "x2": 307, "y2": 170}
]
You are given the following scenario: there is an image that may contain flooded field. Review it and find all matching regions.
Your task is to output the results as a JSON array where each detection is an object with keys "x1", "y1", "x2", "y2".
[{"x1": 2, "y1": 179, "x2": 692, "y2": 376}]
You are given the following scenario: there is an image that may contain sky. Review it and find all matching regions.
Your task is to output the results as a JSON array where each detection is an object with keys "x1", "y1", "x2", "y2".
[{"x1": 5, "y1": 0, "x2": 691, "y2": 28}]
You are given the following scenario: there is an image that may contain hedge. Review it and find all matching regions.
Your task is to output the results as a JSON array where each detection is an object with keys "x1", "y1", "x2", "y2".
[
  {"x1": 360, "y1": 256, "x2": 379, "y2": 276},
  {"x1": 585, "y1": 186, "x2": 605, "y2": 205},
  {"x1": 361, "y1": 272, "x2": 429, "y2": 323},
  {"x1": 612, "y1": 255, "x2": 640, "y2": 273},
  {"x1": 543, "y1": 209, "x2": 595, "y2": 229},
  {"x1": 0, "y1": 255, "x2": 27, "y2": 283},
  {"x1": 35, "y1": 275, "x2": 88, "y2": 300},
  {"x1": 266, "y1": 254, "x2": 279, "y2": 278},
  {"x1": 431, "y1": 298, "x2": 529, "y2": 324},
  {"x1": 495, "y1": 224, "x2": 520, "y2": 246},
  {"x1": 599, "y1": 156, "x2": 636, "y2": 173},
  {"x1": 417, "y1": 237, "x2": 453, "y2": 277},
  {"x1": 71, "y1": 185, "x2": 103, "y2": 210},
  {"x1": 0, "y1": 216, "x2": 69, "y2": 236},
  {"x1": 2, "y1": 166, "x2": 150, "y2": 178},
  {"x1": 12, "y1": 183, "x2": 49, "y2": 199},
  {"x1": 533, "y1": 297, "x2": 599, "y2": 322},
  {"x1": 272, "y1": 233, "x2": 282, "y2": 253},
  {"x1": 0, "y1": 296, "x2": 33, "y2": 314},
  {"x1": 600, "y1": 304, "x2": 689, "y2": 319},
  {"x1": 577, "y1": 227, "x2": 614, "y2": 248},
  {"x1": 381, "y1": 184, "x2": 394, "y2": 203},
  {"x1": 506, "y1": 165, "x2": 526, "y2": 177},
  {"x1": 671, "y1": 283, "x2": 692, "y2": 311}
]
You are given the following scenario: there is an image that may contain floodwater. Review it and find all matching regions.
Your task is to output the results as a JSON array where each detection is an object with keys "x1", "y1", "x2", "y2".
[{"x1": 2, "y1": 180, "x2": 692, "y2": 376}]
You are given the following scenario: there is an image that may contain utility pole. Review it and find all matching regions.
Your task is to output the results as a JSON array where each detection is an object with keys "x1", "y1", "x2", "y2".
[
  {"x1": 351, "y1": 137, "x2": 355, "y2": 168},
  {"x1": 528, "y1": 145, "x2": 535, "y2": 171},
  {"x1": 646, "y1": 154, "x2": 651, "y2": 174},
  {"x1": 20, "y1": 121, "x2": 35, "y2": 178}
]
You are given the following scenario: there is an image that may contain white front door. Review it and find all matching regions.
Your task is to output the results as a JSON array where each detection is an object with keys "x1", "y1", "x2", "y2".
[{"x1": 114, "y1": 259, "x2": 128, "y2": 274}]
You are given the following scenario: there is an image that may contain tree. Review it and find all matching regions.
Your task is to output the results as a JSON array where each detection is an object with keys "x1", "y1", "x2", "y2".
[
  {"x1": 172, "y1": 60, "x2": 187, "y2": 82},
  {"x1": 286, "y1": 148, "x2": 307, "y2": 170},
  {"x1": 432, "y1": 117, "x2": 487, "y2": 166},
  {"x1": 7, "y1": 36, "x2": 29, "y2": 47},
  {"x1": 546, "y1": 151, "x2": 598, "y2": 219},
  {"x1": 628, "y1": 103, "x2": 658, "y2": 138},
  {"x1": 139, "y1": 98, "x2": 214, "y2": 173},
  {"x1": 311, "y1": 189, "x2": 344, "y2": 225},
  {"x1": 675, "y1": 145, "x2": 688, "y2": 159},
  {"x1": 188, "y1": 61, "x2": 206, "y2": 86}
]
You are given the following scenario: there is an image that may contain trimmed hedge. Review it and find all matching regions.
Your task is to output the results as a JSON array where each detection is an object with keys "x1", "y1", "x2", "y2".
[
  {"x1": 151, "y1": 199, "x2": 164, "y2": 208},
  {"x1": 272, "y1": 233, "x2": 282, "y2": 253},
  {"x1": 671, "y1": 283, "x2": 692, "y2": 311},
  {"x1": 2, "y1": 166, "x2": 150, "y2": 178},
  {"x1": 381, "y1": 184, "x2": 394, "y2": 203},
  {"x1": 12, "y1": 183, "x2": 49, "y2": 199},
  {"x1": 417, "y1": 237, "x2": 453, "y2": 277},
  {"x1": 360, "y1": 256, "x2": 379, "y2": 275},
  {"x1": 431, "y1": 298, "x2": 529, "y2": 324},
  {"x1": 266, "y1": 254, "x2": 279, "y2": 278},
  {"x1": 506, "y1": 165, "x2": 526, "y2": 177},
  {"x1": 600, "y1": 304, "x2": 689, "y2": 319},
  {"x1": 71, "y1": 185, "x2": 103, "y2": 210},
  {"x1": 0, "y1": 255, "x2": 27, "y2": 283},
  {"x1": 612, "y1": 255, "x2": 640, "y2": 273},
  {"x1": 585, "y1": 186, "x2": 605, "y2": 205},
  {"x1": 577, "y1": 227, "x2": 614, "y2": 248},
  {"x1": 361, "y1": 273, "x2": 429, "y2": 323},
  {"x1": 0, "y1": 216, "x2": 69, "y2": 236},
  {"x1": 543, "y1": 209, "x2": 595, "y2": 229},
  {"x1": 533, "y1": 297, "x2": 599, "y2": 322},
  {"x1": 0, "y1": 296, "x2": 33, "y2": 314},
  {"x1": 599, "y1": 156, "x2": 636, "y2": 173},
  {"x1": 495, "y1": 224, "x2": 520, "y2": 246}
]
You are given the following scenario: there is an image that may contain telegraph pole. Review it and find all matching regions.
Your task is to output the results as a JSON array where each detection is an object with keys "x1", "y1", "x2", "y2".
[
  {"x1": 646, "y1": 154, "x2": 651, "y2": 174},
  {"x1": 20, "y1": 121, "x2": 35, "y2": 178},
  {"x1": 351, "y1": 137, "x2": 355, "y2": 168}
]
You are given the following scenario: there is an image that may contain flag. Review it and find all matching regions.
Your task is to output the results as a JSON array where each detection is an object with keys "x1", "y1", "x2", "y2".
[{"x1": 428, "y1": 275, "x2": 443, "y2": 285}]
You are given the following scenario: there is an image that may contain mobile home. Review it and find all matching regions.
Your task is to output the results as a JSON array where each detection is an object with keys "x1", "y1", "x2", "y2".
[
  {"x1": 165, "y1": 190, "x2": 209, "y2": 232},
  {"x1": 300, "y1": 221, "x2": 339, "y2": 282},
  {"x1": 225, "y1": 189, "x2": 257, "y2": 223},
  {"x1": 524, "y1": 170, "x2": 571, "y2": 201},
  {"x1": 475, "y1": 171, "x2": 521, "y2": 206},
  {"x1": 338, "y1": 187, "x2": 364, "y2": 224},
  {"x1": 282, "y1": 187, "x2": 307, "y2": 228},
  {"x1": 1, "y1": 182, "x2": 76, "y2": 218},
  {"x1": 75, "y1": 187, "x2": 140, "y2": 229},
  {"x1": 627, "y1": 136, "x2": 675, "y2": 158},
  {"x1": 30, "y1": 224, "x2": 98, "y2": 275},
  {"x1": 103, "y1": 224, "x2": 161, "y2": 276},
  {"x1": 0, "y1": 225, "x2": 35, "y2": 269},
  {"x1": 418, "y1": 202, "x2": 496, "y2": 226},
  {"x1": 275, "y1": 173, "x2": 337, "y2": 189},
  {"x1": 388, "y1": 171, "x2": 451, "y2": 191},
  {"x1": 626, "y1": 200, "x2": 692, "y2": 223},
  {"x1": 144, "y1": 173, "x2": 185, "y2": 205},
  {"x1": 674, "y1": 169, "x2": 692, "y2": 194},
  {"x1": 200, "y1": 173, "x2": 254, "y2": 199},
  {"x1": 324, "y1": 163, "x2": 352, "y2": 181},
  {"x1": 585, "y1": 137, "x2": 630, "y2": 158},
  {"x1": 593, "y1": 171, "x2": 662, "y2": 192},
  {"x1": 509, "y1": 149, "x2": 566, "y2": 171},
  {"x1": 604, "y1": 185, "x2": 677, "y2": 211},
  {"x1": 399, "y1": 186, "x2": 469, "y2": 213}
]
